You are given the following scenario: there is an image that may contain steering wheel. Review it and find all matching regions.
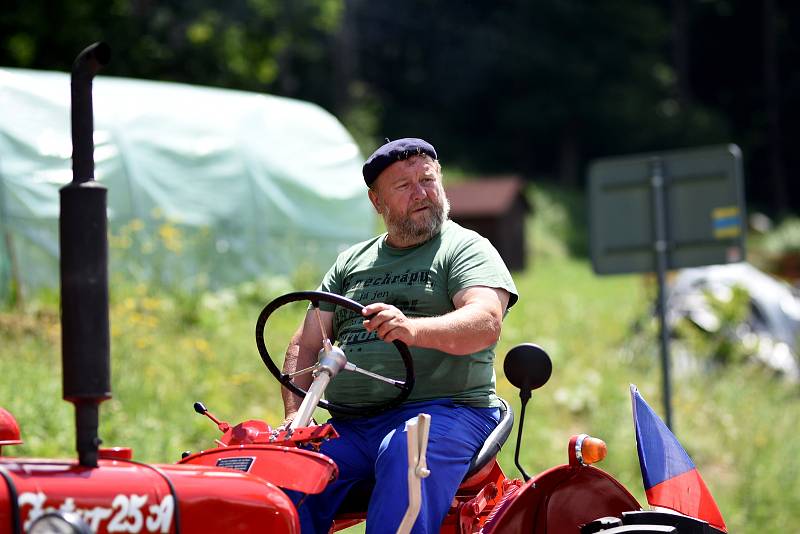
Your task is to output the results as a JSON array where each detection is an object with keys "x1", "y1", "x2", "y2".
[{"x1": 255, "y1": 290, "x2": 415, "y2": 417}]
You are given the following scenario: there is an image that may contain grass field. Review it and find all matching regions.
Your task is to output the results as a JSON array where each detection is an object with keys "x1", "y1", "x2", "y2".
[{"x1": 1, "y1": 184, "x2": 798, "y2": 532}]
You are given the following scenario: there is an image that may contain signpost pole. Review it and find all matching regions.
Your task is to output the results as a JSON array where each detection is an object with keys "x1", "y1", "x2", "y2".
[
  {"x1": 649, "y1": 157, "x2": 674, "y2": 430},
  {"x1": 590, "y1": 144, "x2": 745, "y2": 431}
]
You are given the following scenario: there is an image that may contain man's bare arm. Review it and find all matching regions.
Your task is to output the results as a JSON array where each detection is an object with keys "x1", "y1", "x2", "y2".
[
  {"x1": 362, "y1": 286, "x2": 510, "y2": 355},
  {"x1": 281, "y1": 308, "x2": 334, "y2": 419}
]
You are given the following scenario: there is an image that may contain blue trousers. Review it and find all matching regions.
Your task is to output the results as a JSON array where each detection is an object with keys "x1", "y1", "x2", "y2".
[{"x1": 293, "y1": 400, "x2": 499, "y2": 534}]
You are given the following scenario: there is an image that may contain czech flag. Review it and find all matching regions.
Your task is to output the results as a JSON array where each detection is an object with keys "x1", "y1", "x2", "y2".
[{"x1": 630, "y1": 385, "x2": 727, "y2": 532}]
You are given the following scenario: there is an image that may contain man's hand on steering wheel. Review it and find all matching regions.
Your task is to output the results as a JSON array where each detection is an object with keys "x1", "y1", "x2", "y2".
[
  {"x1": 256, "y1": 291, "x2": 416, "y2": 417},
  {"x1": 362, "y1": 303, "x2": 419, "y2": 345}
]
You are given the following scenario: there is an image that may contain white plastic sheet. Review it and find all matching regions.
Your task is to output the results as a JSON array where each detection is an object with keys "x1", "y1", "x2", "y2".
[{"x1": 0, "y1": 68, "x2": 375, "y2": 298}]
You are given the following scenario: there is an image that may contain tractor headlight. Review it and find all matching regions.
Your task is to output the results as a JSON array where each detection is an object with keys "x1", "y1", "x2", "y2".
[{"x1": 29, "y1": 512, "x2": 92, "y2": 534}]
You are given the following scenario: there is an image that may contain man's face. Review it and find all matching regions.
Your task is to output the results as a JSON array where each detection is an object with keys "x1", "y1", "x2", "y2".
[{"x1": 368, "y1": 155, "x2": 450, "y2": 248}]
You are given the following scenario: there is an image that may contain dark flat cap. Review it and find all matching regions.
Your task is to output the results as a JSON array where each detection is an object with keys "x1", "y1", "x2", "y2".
[{"x1": 362, "y1": 138, "x2": 438, "y2": 186}]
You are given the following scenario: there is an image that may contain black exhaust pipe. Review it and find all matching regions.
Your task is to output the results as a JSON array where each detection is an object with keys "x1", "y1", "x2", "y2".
[{"x1": 60, "y1": 42, "x2": 111, "y2": 467}]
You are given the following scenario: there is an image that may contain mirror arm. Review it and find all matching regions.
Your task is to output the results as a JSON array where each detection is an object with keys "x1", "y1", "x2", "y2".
[{"x1": 514, "y1": 387, "x2": 532, "y2": 482}]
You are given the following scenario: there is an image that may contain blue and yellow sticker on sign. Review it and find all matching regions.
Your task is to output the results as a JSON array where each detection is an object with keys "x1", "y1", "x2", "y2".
[{"x1": 712, "y1": 206, "x2": 741, "y2": 238}]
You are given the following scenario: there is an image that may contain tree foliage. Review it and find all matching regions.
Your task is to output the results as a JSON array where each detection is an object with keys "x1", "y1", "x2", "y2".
[
  {"x1": 353, "y1": 2, "x2": 728, "y2": 182},
  {"x1": 1, "y1": 0, "x2": 797, "y2": 213},
  {"x1": 1, "y1": 0, "x2": 343, "y2": 102}
]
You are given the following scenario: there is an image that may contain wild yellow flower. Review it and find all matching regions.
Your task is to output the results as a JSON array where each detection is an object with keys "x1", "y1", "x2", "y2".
[
  {"x1": 194, "y1": 339, "x2": 210, "y2": 353},
  {"x1": 141, "y1": 297, "x2": 162, "y2": 311},
  {"x1": 109, "y1": 234, "x2": 132, "y2": 249},
  {"x1": 158, "y1": 223, "x2": 183, "y2": 253},
  {"x1": 230, "y1": 373, "x2": 250, "y2": 385}
]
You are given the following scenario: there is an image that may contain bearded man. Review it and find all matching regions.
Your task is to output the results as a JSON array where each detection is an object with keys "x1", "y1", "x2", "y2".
[{"x1": 281, "y1": 138, "x2": 518, "y2": 533}]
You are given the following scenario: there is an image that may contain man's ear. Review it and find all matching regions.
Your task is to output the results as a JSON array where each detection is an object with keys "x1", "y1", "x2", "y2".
[{"x1": 368, "y1": 188, "x2": 382, "y2": 214}]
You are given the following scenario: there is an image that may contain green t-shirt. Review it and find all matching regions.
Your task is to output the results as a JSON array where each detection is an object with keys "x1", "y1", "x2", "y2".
[{"x1": 318, "y1": 220, "x2": 518, "y2": 409}]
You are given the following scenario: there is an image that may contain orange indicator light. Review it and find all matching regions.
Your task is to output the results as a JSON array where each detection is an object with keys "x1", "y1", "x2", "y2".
[
  {"x1": 572, "y1": 434, "x2": 608, "y2": 466},
  {"x1": 580, "y1": 436, "x2": 607, "y2": 465}
]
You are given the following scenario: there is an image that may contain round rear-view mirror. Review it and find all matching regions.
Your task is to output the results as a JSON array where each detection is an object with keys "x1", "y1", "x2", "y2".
[{"x1": 503, "y1": 343, "x2": 552, "y2": 392}]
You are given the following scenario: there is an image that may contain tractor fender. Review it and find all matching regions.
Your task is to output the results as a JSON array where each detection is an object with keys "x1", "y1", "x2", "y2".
[{"x1": 482, "y1": 464, "x2": 641, "y2": 534}]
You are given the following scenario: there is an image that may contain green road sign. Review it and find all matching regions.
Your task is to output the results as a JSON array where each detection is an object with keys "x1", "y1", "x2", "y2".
[
  {"x1": 588, "y1": 143, "x2": 746, "y2": 429},
  {"x1": 589, "y1": 144, "x2": 746, "y2": 275}
]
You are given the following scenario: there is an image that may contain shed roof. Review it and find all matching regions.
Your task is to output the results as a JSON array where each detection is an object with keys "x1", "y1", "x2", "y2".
[{"x1": 445, "y1": 175, "x2": 529, "y2": 216}]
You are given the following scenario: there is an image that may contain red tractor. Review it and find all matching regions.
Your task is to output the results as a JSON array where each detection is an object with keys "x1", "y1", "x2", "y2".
[{"x1": 0, "y1": 43, "x2": 725, "y2": 534}]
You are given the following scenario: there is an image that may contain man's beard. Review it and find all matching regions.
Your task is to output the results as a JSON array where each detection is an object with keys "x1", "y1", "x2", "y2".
[{"x1": 381, "y1": 194, "x2": 450, "y2": 247}]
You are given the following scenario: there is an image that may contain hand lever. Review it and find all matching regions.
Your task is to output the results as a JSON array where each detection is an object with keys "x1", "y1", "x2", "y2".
[
  {"x1": 396, "y1": 413, "x2": 431, "y2": 534},
  {"x1": 194, "y1": 401, "x2": 231, "y2": 433}
]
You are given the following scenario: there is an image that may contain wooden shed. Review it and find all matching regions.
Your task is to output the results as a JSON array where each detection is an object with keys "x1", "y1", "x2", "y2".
[{"x1": 444, "y1": 175, "x2": 531, "y2": 271}]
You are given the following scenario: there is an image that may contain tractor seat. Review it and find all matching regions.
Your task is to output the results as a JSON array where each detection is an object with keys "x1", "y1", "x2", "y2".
[
  {"x1": 463, "y1": 397, "x2": 514, "y2": 480},
  {"x1": 335, "y1": 397, "x2": 514, "y2": 514}
]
